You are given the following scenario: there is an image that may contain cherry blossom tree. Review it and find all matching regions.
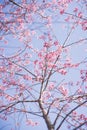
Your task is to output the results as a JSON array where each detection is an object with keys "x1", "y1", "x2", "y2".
[{"x1": 0, "y1": 0, "x2": 87, "y2": 130}]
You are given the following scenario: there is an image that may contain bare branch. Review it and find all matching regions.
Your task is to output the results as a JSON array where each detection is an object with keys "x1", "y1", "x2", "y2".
[
  {"x1": 73, "y1": 121, "x2": 87, "y2": 130},
  {"x1": 9, "y1": 0, "x2": 23, "y2": 8}
]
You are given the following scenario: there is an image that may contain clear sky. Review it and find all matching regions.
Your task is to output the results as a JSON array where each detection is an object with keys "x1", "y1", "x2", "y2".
[{"x1": 0, "y1": 0, "x2": 87, "y2": 130}]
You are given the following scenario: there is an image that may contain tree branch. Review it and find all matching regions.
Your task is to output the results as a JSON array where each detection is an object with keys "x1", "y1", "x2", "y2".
[
  {"x1": 73, "y1": 121, "x2": 87, "y2": 130},
  {"x1": 9, "y1": 0, "x2": 23, "y2": 8},
  {"x1": 56, "y1": 100, "x2": 87, "y2": 130}
]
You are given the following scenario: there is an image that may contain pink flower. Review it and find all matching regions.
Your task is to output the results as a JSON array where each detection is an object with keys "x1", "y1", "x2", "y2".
[
  {"x1": 59, "y1": 85, "x2": 68, "y2": 96},
  {"x1": 73, "y1": 8, "x2": 78, "y2": 12},
  {"x1": 41, "y1": 91, "x2": 51, "y2": 101},
  {"x1": 77, "y1": 88, "x2": 83, "y2": 94},
  {"x1": 48, "y1": 83, "x2": 54, "y2": 90},
  {"x1": 4, "y1": 40, "x2": 8, "y2": 44},
  {"x1": 39, "y1": 35, "x2": 46, "y2": 40},
  {"x1": 81, "y1": 21, "x2": 87, "y2": 31},
  {"x1": 54, "y1": 41, "x2": 59, "y2": 46},
  {"x1": 23, "y1": 74, "x2": 32, "y2": 80},
  {"x1": 44, "y1": 42, "x2": 50, "y2": 48},
  {"x1": 78, "y1": 12, "x2": 83, "y2": 18},
  {"x1": 58, "y1": 69, "x2": 67, "y2": 75},
  {"x1": 60, "y1": 9, "x2": 64, "y2": 14},
  {"x1": 26, "y1": 119, "x2": 39, "y2": 126},
  {"x1": 65, "y1": 16, "x2": 70, "y2": 22},
  {"x1": 34, "y1": 60, "x2": 38, "y2": 65}
]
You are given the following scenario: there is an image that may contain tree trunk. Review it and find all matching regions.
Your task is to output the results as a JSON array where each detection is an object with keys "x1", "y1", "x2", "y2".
[{"x1": 39, "y1": 100, "x2": 54, "y2": 130}]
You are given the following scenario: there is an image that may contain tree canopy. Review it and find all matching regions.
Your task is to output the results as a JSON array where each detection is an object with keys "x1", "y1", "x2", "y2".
[{"x1": 0, "y1": 0, "x2": 87, "y2": 130}]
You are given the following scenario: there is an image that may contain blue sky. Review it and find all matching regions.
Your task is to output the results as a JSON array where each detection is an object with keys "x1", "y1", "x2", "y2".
[{"x1": 0, "y1": 0, "x2": 87, "y2": 130}]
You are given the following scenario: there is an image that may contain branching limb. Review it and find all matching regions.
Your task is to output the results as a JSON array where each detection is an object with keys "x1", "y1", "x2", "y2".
[
  {"x1": 56, "y1": 100, "x2": 87, "y2": 130},
  {"x1": 73, "y1": 121, "x2": 87, "y2": 130},
  {"x1": 9, "y1": 0, "x2": 23, "y2": 8}
]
